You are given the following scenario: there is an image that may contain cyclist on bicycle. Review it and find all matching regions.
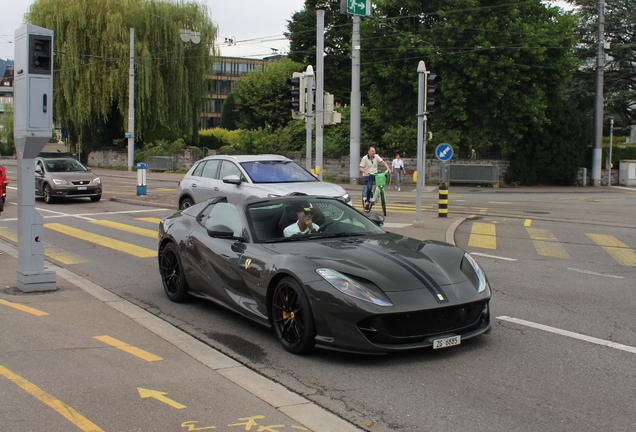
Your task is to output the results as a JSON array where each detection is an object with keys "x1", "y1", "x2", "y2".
[{"x1": 359, "y1": 146, "x2": 392, "y2": 211}]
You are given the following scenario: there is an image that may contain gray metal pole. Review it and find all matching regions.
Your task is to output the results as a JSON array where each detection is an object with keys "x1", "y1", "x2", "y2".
[
  {"x1": 305, "y1": 65, "x2": 314, "y2": 172},
  {"x1": 592, "y1": 0, "x2": 605, "y2": 186},
  {"x1": 415, "y1": 61, "x2": 426, "y2": 224},
  {"x1": 607, "y1": 118, "x2": 614, "y2": 186},
  {"x1": 349, "y1": 15, "x2": 361, "y2": 184},
  {"x1": 316, "y1": 9, "x2": 325, "y2": 180},
  {"x1": 128, "y1": 28, "x2": 135, "y2": 171}
]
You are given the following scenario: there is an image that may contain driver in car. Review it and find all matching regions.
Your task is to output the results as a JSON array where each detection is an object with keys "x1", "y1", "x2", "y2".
[{"x1": 284, "y1": 202, "x2": 321, "y2": 237}]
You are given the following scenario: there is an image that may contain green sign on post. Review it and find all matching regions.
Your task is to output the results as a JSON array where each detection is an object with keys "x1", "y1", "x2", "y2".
[{"x1": 346, "y1": 0, "x2": 372, "y2": 16}]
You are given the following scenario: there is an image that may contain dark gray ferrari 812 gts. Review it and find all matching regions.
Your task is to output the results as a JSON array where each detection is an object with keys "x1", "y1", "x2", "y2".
[{"x1": 158, "y1": 196, "x2": 491, "y2": 354}]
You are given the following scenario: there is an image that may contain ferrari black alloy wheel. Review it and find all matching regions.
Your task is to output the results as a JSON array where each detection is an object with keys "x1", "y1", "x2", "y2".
[
  {"x1": 160, "y1": 242, "x2": 189, "y2": 302},
  {"x1": 272, "y1": 277, "x2": 316, "y2": 354}
]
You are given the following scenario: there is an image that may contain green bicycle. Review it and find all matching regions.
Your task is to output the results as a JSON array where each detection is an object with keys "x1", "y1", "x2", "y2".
[{"x1": 362, "y1": 171, "x2": 388, "y2": 216}]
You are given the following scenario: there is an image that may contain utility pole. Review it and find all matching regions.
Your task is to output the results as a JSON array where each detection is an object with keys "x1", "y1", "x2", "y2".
[
  {"x1": 592, "y1": 0, "x2": 605, "y2": 187},
  {"x1": 127, "y1": 28, "x2": 135, "y2": 171},
  {"x1": 349, "y1": 15, "x2": 361, "y2": 183},
  {"x1": 315, "y1": 9, "x2": 325, "y2": 180}
]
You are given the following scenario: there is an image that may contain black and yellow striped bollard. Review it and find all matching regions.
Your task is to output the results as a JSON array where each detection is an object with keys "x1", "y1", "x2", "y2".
[{"x1": 438, "y1": 183, "x2": 448, "y2": 217}]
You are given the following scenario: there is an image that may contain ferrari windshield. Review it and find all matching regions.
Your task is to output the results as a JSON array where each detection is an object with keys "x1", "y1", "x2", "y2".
[
  {"x1": 44, "y1": 159, "x2": 88, "y2": 173},
  {"x1": 240, "y1": 160, "x2": 318, "y2": 184},
  {"x1": 246, "y1": 197, "x2": 384, "y2": 243}
]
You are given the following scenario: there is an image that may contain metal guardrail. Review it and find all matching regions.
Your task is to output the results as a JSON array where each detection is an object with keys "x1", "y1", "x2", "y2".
[
  {"x1": 146, "y1": 156, "x2": 173, "y2": 171},
  {"x1": 441, "y1": 164, "x2": 500, "y2": 187}
]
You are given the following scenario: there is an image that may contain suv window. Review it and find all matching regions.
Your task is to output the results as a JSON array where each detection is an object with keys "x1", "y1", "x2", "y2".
[
  {"x1": 201, "y1": 160, "x2": 220, "y2": 179},
  {"x1": 219, "y1": 161, "x2": 242, "y2": 180}
]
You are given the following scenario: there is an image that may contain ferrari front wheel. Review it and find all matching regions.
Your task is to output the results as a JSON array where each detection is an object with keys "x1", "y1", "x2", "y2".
[
  {"x1": 160, "y1": 242, "x2": 189, "y2": 303},
  {"x1": 272, "y1": 277, "x2": 316, "y2": 355}
]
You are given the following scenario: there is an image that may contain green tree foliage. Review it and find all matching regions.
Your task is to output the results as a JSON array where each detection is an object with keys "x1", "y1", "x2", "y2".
[
  {"x1": 506, "y1": 95, "x2": 593, "y2": 185},
  {"x1": 573, "y1": 0, "x2": 636, "y2": 127},
  {"x1": 232, "y1": 58, "x2": 304, "y2": 130},
  {"x1": 219, "y1": 92, "x2": 239, "y2": 130},
  {"x1": 0, "y1": 103, "x2": 14, "y2": 155},
  {"x1": 286, "y1": 0, "x2": 353, "y2": 104},
  {"x1": 25, "y1": 0, "x2": 216, "y2": 154}
]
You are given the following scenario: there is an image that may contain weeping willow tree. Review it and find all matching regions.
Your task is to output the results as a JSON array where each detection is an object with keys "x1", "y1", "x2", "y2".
[{"x1": 25, "y1": 0, "x2": 217, "y2": 155}]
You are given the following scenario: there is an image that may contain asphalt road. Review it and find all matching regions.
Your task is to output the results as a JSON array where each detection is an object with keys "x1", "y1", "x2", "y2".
[{"x1": 1, "y1": 161, "x2": 635, "y2": 432}]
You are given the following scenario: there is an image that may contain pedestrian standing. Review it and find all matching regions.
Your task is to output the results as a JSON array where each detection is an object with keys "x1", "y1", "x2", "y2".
[{"x1": 391, "y1": 153, "x2": 404, "y2": 191}]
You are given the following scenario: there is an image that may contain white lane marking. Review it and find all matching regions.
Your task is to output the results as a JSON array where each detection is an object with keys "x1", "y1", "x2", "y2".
[
  {"x1": 497, "y1": 316, "x2": 636, "y2": 354},
  {"x1": 487, "y1": 201, "x2": 512, "y2": 204},
  {"x1": 36, "y1": 208, "x2": 96, "y2": 221},
  {"x1": 469, "y1": 252, "x2": 518, "y2": 261},
  {"x1": 567, "y1": 268, "x2": 624, "y2": 279}
]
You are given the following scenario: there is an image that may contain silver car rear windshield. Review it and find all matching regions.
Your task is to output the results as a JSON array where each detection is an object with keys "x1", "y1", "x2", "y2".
[{"x1": 240, "y1": 161, "x2": 318, "y2": 184}]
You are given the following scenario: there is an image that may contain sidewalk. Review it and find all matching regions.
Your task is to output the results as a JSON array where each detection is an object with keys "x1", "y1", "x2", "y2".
[{"x1": 0, "y1": 240, "x2": 362, "y2": 432}]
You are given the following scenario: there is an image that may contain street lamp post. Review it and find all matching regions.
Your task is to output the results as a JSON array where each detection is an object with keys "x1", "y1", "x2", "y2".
[{"x1": 127, "y1": 27, "x2": 200, "y2": 171}]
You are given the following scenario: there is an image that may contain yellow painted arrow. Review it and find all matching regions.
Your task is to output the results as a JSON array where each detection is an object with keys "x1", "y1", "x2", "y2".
[{"x1": 137, "y1": 388, "x2": 186, "y2": 409}]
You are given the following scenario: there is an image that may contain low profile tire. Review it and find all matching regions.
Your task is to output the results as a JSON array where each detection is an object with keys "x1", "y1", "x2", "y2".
[
  {"x1": 180, "y1": 197, "x2": 194, "y2": 210},
  {"x1": 271, "y1": 277, "x2": 316, "y2": 355},
  {"x1": 160, "y1": 242, "x2": 189, "y2": 303},
  {"x1": 90, "y1": 194, "x2": 102, "y2": 202},
  {"x1": 43, "y1": 184, "x2": 55, "y2": 204}
]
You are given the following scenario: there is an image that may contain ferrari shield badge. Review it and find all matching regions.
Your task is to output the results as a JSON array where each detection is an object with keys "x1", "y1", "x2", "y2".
[
  {"x1": 437, "y1": 294, "x2": 445, "y2": 301},
  {"x1": 244, "y1": 259, "x2": 252, "y2": 270}
]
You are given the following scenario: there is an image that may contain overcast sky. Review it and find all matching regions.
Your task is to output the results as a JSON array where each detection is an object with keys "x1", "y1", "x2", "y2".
[
  {"x1": 1, "y1": 0, "x2": 575, "y2": 61},
  {"x1": 0, "y1": 0, "x2": 306, "y2": 60}
]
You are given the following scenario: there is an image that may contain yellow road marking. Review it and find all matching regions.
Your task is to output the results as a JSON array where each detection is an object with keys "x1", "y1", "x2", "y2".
[
  {"x1": 0, "y1": 228, "x2": 89, "y2": 264},
  {"x1": 0, "y1": 364, "x2": 105, "y2": 432},
  {"x1": 136, "y1": 217, "x2": 162, "y2": 224},
  {"x1": 154, "y1": 188, "x2": 176, "y2": 192},
  {"x1": 587, "y1": 234, "x2": 636, "y2": 266},
  {"x1": 524, "y1": 219, "x2": 532, "y2": 227},
  {"x1": 90, "y1": 220, "x2": 157, "y2": 238},
  {"x1": 526, "y1": 228, "x2": 571, "y2": 259},
  {"x1": 45, "y1": 223, "x2": 156, "y2": 258},
  {"x1": 468, "y1": 222, "x2": 497, "y2": 249},
  {"x1": 138, "y1": 388, "x2": 187, "y2": 409},
  {"x1": 0, "y1": 299, "x2": 49, "y2": 316},
  {"x1": 94, "y1": 335, "x2": 163, "y2": 362}
]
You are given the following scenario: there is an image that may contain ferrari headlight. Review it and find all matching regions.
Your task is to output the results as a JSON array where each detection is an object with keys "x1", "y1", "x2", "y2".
[
  {"x1": 464, "y1": 253, "x2": 488, "y2": 293},
  {"x1": 316, "y1": 268, "x2": 392, "y2": 306},
  {"x1": 52, "y1": 178, "x2": 69, "y2": 185}
]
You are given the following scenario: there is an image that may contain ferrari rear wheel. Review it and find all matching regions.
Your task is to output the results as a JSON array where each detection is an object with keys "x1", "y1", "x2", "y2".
[
  {"x1": 160, "y1": 242, "x2": 189, "y2": 303},
  {"x1": 272, "y1": 277, "x2": 316, "y2": 354}
]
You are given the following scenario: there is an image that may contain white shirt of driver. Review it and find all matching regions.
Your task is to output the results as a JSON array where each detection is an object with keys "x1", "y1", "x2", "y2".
[{"x1": 284, "y1": 221, "x2": 320, "y2": 237}]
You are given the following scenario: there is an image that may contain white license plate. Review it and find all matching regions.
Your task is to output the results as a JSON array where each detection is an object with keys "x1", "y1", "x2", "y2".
[
  {"x1": 77, "y1": 186, "x2": 87, "y2": 190},
  {"x1": 433, "y1": 335, "x2": 461, "y2": 349}
]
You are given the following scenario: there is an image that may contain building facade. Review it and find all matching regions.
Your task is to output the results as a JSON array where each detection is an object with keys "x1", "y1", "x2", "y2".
[{"x1": 199, "y1": 57, "x2": 270, "y2": 129}]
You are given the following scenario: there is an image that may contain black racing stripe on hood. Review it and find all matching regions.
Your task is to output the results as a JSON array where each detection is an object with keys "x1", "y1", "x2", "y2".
[{"x1": 359, "y1": 243, "x2": 448, "y2": 304}]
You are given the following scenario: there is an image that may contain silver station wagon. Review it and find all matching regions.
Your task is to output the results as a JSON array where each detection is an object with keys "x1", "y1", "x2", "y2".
[{"x1": 177, "y1": 155, "x2": 351, "y2": 209}]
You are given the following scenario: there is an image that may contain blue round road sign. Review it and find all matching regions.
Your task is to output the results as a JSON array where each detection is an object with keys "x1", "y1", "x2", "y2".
[{"x1": 435, "y1": 143, "x2": 453, "y2": 161}]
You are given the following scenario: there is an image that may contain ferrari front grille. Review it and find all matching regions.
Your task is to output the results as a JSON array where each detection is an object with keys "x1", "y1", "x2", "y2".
[{"x1": 379, "y1": 300, "x2": 487, "y2": 338}]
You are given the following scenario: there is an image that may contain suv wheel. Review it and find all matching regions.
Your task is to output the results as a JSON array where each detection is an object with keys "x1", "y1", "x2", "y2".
[{"x1": 180, "y1": 197, "x2": 194, "y2": 210}]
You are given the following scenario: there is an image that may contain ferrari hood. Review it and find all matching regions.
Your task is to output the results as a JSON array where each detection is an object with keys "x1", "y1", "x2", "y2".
[{"x1": 262, "y1": 234, "x2": 468, "y2": 294}]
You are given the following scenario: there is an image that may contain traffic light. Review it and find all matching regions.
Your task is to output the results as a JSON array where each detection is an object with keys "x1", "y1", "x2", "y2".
[
  {"x1": 425, "y1": 73, "x2": 441, "y2": 113},
  {"x1": 323, "y1": 92, "x2": 342, "y2": 125},
  {"x1": 287, "y1": 72, "x2": 306, "y2": 120}
]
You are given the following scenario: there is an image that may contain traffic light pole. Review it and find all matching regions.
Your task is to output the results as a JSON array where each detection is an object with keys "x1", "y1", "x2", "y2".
[
  {"x1": 305, "y1": 66, "x2": 314, "y2": 172},
  {"x1": 415, "y1": 61, "x2": 427, "y2": 225},
  {"x1": 315, "y1": 9, "x2": 325, "y2": 180}
]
